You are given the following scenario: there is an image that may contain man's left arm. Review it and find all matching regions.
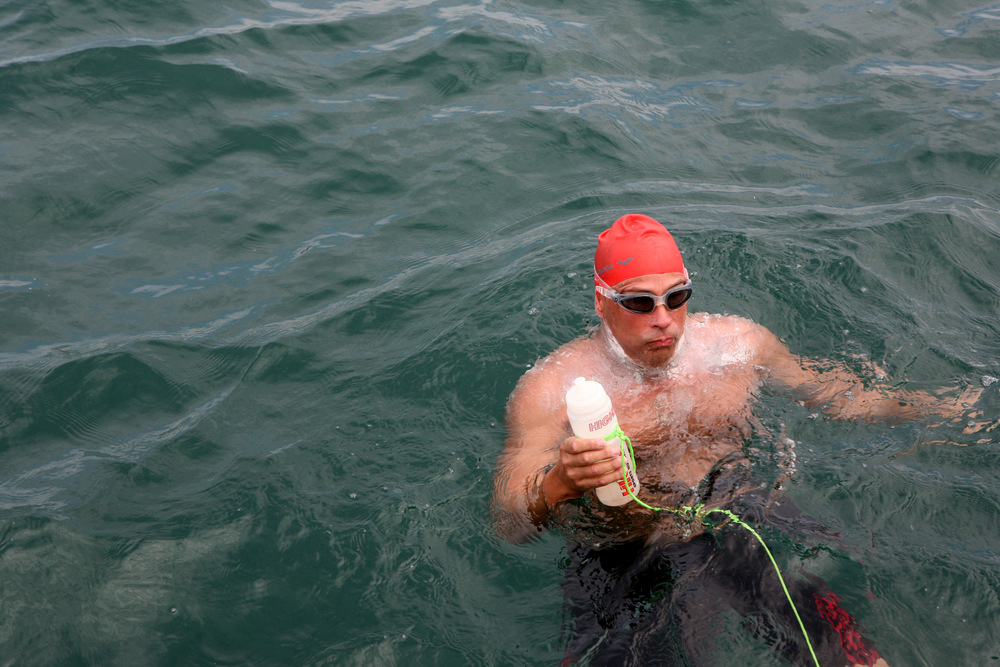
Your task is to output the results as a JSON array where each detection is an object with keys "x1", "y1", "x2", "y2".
[{"x1": 753, "y1": 324, "x2": 980, "y2": 423}]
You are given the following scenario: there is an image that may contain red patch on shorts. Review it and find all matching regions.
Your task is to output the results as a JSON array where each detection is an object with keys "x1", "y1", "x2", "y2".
[{"x1": 813, "y1": 591, "x2": 881, "y2": 666}]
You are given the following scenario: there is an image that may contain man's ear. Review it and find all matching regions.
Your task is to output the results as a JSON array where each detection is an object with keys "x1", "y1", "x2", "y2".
[{"x1": 594, "y1": 290, "x2": 605, "y2": 318}]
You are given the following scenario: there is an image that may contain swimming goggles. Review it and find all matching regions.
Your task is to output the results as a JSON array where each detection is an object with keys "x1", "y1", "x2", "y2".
[{"x1": 595, "y1": 280, "x2": 693, "y2": 314}]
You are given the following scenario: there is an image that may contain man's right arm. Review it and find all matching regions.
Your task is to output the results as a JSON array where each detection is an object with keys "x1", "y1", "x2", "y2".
[{"x1": 491, "y1": 365, "x2": 625, "y2": 544}]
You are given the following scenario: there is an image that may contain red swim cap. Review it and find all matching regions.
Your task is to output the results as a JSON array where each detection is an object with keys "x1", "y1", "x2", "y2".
[{"x1": 594, "y1": 214, "x2": 685, "y2": 287}]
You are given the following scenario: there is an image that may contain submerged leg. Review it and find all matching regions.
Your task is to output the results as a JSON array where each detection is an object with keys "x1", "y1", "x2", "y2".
[{"x1": 559, "y1": 518, "x2": 885, "y2": 666}]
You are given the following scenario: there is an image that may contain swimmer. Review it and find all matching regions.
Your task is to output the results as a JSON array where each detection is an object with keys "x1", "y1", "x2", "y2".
[{"x1": 491, "y1": 214, "x2": 973, "y2": 666}]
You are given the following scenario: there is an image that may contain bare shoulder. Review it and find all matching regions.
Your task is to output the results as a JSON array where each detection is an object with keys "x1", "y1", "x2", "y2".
[
  {"x1": 687, "y1": 312, "x2": 782, "y2": 359},
  {"x1": 689, "y1": 311, "x2": 769, "y2": 335},
  {"x1": 506, "y1": 337, "x2": 595, "y2": 426}
]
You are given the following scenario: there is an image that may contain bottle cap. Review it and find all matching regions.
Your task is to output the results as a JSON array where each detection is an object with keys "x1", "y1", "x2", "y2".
[{"x1": 566, "y1": 377, "x2": 610, "y2": 420}]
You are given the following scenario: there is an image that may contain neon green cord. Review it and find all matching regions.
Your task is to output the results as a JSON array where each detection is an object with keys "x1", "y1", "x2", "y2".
[{"x1": 607, "y1": 427, "x2": 821, "y2": 667}]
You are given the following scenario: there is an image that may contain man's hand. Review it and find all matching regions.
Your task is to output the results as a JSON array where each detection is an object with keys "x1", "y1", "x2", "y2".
[{"x1": 543, "y1": 436, "x2": 624, "y2": 505}]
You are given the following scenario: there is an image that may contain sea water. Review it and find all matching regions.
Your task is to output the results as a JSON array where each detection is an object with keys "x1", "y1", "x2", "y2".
[{"x1": 2, "y1": 0, "x2": 999, "y2": 664}]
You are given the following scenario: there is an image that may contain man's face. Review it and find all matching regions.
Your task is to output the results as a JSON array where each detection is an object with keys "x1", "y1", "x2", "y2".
[{"x1": 595, "y1": 273, "x2": 689, "y2": 368}]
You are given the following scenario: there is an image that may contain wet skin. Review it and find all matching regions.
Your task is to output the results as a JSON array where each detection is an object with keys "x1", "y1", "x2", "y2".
[{"x1": 492, "y1": 273, "x2": 979, "y2": 545}]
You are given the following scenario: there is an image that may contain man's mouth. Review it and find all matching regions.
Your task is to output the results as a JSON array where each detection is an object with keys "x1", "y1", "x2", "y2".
[{"x1": 647, "y1": 336, "x2": 675, "y2": 348}]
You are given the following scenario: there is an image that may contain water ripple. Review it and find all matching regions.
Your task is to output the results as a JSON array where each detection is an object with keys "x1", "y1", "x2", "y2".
[
  {"x1": 533, "y1": 75, "x2": 716, "y2": 120},
  {"x1": 853, "y1": 60, "x2": 1000, "y2": 87},
  {"x1": 0, "y1": 0, "x2": 445, "y2": 68}
]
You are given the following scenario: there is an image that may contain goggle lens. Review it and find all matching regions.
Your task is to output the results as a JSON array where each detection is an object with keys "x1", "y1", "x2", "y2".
[{"x1": 615, "y1": 285, "x2": 692, "y2": 314}]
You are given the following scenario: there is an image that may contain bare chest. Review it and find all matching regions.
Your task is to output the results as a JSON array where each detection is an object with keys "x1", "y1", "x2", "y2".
[
  {"x1": 613, "y1": 365, "x2": 758, "y2": 431},
  {"x1": 606, "y1": 364, "x2": 763, "y2": 486}
]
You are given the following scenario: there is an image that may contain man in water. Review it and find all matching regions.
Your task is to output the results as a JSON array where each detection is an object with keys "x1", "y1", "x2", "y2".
[{"x1": 492, "y1": 214, "x2": 973, "y2": 666}]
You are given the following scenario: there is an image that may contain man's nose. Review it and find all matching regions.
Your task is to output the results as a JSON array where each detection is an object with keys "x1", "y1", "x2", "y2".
[{"x1": 649, "y1": 304, "x2": 673, "y2": 326}]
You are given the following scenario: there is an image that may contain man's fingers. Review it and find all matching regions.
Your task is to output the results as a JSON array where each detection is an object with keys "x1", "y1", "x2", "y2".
[
  {"x1": 581, "y1": 445, "x2": 621, "y2": 466},
  {"x1": 563, "y1": 436, "x2": 607, "y2": 455},
  {"x1": 555, "y1": 437, "x2": 629, "y2": 492},
  {"x1": 564, "y1": 440, "x2": 619, "y2": 467},
  {"x1": 563, "y1": 452, "x2": 623, "y2": 487}
]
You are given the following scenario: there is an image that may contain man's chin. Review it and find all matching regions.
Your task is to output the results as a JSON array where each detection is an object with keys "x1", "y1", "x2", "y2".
[
  {"x1": 632, "y1": 346, "x2": 677, "y2": 369},
  {"x1": 600, "y1": 325, "x2": 681, "y2": 370}
]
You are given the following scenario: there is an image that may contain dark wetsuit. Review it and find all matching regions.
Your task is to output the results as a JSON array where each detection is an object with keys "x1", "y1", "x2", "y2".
[{"x1": 557, "y1": 484, "x2": 883, "y2": 666}]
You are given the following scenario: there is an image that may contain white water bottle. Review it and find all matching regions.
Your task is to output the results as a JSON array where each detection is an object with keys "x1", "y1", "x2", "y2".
[{"x1": 565, "y1": 377, "x2": 640, "y2": 506}]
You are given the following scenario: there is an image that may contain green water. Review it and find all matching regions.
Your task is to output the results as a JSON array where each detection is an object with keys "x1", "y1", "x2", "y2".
[{"x1": 2, "y1": 0, "x2": 999, "y2": 664}]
